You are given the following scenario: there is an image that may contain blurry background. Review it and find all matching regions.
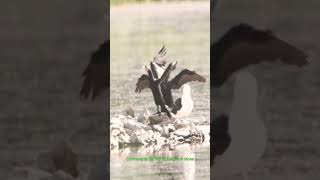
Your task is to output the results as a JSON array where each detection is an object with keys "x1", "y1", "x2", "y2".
[
  {"x1": 213, "y1": 0, "x2": 320, "y2": 179},
  {"x1": 0, "y1": 0, "x2": 107, "y2": 179}
]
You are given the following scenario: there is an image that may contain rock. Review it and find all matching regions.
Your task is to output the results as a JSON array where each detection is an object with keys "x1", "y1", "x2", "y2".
[
  {"x1": 177, "y1": 136, "x2": 185, "y2": 142},
  {"x1": 155, "y1": 136, "x2": 166, "y2": 146},
  {"x1": 184, "y1": 138, "x2": 191, "y2": 143},
  {"x1": 35, "y1": 141, "x2": 79, "y2": 178},
  {"x1": 167, "y1": 124, "x2": 176, "y2": 132},
  {"x1": 149, "y1": 113, "x2": 172, "y2": 125},
  {"x1": 169, "y1": 144, "x2": 175, "y2": 150},
  {"x1": 174, "y1": 127, "x2": 191, "y2": 137},
  {"x1": 110, "y1": 111, "x2": 206, "y2": 150},
  {"x1": 152, "y1": 125, "x2": 162, "y2": 132},
  {"x1": 130, "y1": 132, "x2": 141, "y2": 145},
  {"x1": 129, "y1": 128, "x2": 158, "y2": 145},
  {"x1": 153, "y1": 131, "x2": 161, "y2": 138},
  {"x1": 161, "y1": 126, "x2": 169, "y2": 137},
  {"x1": 148, "y1": 130, "x2": 154, "y2": 137},
  {"x1": 123, "y1": 107, "x2": 135, "y2": 118},
  {"x1": 110, "y1": 136, "x2": 118, "y2": 150},
  {"x1": 118, "y1": 132, "x2": 130, "y2": 144},
  {"x1": 174, "y1": 120, "x2": 189, "y2": 129},
  {"x1": 137, "y1": 109, "x2": 150, "y2": 124},
  {"x1": 123, "y1": 119, "x2": 152, "y2": 131},
  {"x1": 125, "y1": 129, "x2": 134, "y2": 136},
  {"x1": 111, "y1": 128, "x2": 121, "y2": 137},
  {"x1": 111, "y1": 123, "x2": 124, "y2": 130}
]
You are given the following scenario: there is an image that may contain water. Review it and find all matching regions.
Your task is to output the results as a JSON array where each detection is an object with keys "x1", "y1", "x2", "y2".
[{"x1": 110, "y1": 1, "x2": 210, "y2": 179}]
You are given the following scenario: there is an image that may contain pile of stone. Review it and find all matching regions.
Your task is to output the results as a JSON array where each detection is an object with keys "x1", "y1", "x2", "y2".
[
  {"x1": 7, "y1": 141, "x2": 79, "y2": 180},
  {"x1": 110, "y1": 108, "x2": 205, "y2": 150}
]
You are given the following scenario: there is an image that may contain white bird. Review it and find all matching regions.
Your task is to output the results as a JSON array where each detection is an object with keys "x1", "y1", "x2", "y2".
[
  {"x1": 212, "y1": 71, "x2": 267, "y2": 179},
  {"x1": 172, "y1": 84, "x2": 194, "y2": 118}
]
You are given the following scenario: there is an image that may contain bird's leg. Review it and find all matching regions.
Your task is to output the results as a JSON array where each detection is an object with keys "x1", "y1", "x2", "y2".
[
  {"x1": 156, "y1": 105, "x2": 159, "y2": 113},
  {"x1": 161, "y1": 105, "x2": 172, "y2": 118},
  {"x1": 156, "y1": 105, "x2": 161, "y2": 115}
]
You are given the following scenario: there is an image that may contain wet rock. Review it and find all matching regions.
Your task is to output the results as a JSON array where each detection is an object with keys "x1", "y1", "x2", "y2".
[{"x1": 110, "y1": 110, "x2": 205, "y2": 150}]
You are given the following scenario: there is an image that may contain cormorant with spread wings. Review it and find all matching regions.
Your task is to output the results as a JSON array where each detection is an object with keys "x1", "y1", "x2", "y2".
[{"x1": 135, "y1": 46, "x2": 206, "y2": 112}]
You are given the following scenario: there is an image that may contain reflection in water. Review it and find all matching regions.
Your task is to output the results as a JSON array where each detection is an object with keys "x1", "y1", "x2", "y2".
[{"x1": 111, "y1": 141, "x2": 209, "y2": 180}]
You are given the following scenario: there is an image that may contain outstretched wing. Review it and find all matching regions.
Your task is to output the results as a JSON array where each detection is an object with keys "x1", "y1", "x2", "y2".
[
  {"x1": 153, "y1": 45, "x2": 167, "y2": 67},
  {"x1": 80, "y1": 40, "x2": 109, "y2": 100},
  {"x1": 213, "y1": 24, "x2": 308, "y2": 88},
  {"x1": 135, "y1": 74, "x2": 150, "y2": 93},
  {"x1": 169, "y1": 69, "x2": 206, "y2": 89}
]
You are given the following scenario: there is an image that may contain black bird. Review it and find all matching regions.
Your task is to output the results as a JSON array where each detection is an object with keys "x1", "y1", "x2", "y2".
[
  {"x1": 80, "y1": 40, "x2": 109, "y2": 100},
  {"x1": 144, "y1": 62, "x2": 173, "y2": 118},
  {"x1": 212, "y1": 23, "x2": 308, "y2": 88},
  {"x1": 135, "y1": 47, "x2": 206, "y2": 109}
]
